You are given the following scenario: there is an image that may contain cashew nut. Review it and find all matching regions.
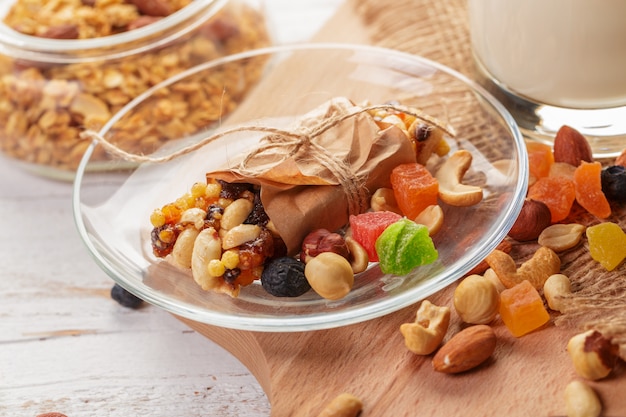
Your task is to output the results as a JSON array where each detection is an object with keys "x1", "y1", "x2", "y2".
[
  {"x1": 370, "y1": 187, "x2": 402, "y2": 214},
  {"x1": 171, "y1": 227, "x2": 200, "y2": 269},
  {"x1": 435, "y1": 149, "x2": 483, "y2": 206},
  {"x1": 413, "y1": 204, "x2": 444, "y2": 236},
  {"x1": 305, "y1": 252, "x2": 354, "y2": 300},
  {"x1": 543, "y1": 273, "x2": 571, "y2": 312},
  {"x1": 345, "y1": 236, "x2": 369, "y2": 274},
  {"x1": 564, "y1": 380, "x2": 602, "y2": 417},
  {"x1": 485, "y1": 246, "x2": 561, "y2": 289},
  {"x1": 400, "y1": 300, "x2": 450, "y2": 355},
  {"x1": 453, "y1": 274, "x2": 500, "y2": 324},
  {"x1": 316, "y1": 393, "x2": 363, "y2": 417}
]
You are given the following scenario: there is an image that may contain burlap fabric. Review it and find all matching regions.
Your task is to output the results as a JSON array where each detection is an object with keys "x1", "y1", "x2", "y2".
[{"x1": 356, "y1": 0, "x2": 626, "y2": 359}]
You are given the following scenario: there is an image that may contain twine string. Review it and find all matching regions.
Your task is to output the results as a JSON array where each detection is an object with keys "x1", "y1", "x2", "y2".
[{"x1": 79, "y1": 103, "x2": 453, "y2": 216}]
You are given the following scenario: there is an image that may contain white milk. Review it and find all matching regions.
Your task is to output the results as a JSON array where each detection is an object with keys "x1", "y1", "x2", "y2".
[{"x1": 468, "y1": 0, "x2": 626, "y2": 109}]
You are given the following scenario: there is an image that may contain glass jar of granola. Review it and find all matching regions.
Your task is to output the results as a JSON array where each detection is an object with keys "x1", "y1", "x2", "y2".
[{"x1": 0, "y1": 0, "x2": 271, "y2": 179}]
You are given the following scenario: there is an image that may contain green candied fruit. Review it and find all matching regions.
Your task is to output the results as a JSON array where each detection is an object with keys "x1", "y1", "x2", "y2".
[{"x1": 375, "y1": 218, "x2": 438, "y2": 275}]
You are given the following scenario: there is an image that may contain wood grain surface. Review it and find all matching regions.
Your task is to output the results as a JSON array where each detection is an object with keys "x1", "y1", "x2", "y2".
[{"x1": 183, "y1": 1, "x2": 626, "y2": 416}]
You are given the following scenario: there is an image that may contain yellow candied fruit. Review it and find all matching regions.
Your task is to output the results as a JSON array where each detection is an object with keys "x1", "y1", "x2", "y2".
[
  {"x1": 175, "y1": 194, "x2": 192, "y2": 211},
  {"x1": 191, "y1": 182, "x2": 207, "y2": 198},
  {"x1": 499, "y1": 280, "x2": 550, "y2": 337},
  {"x1": 586, "y1": 222, "x2": 626, "y2": 271},
  {"x1": 207, "y1": 259, "x2": 226, "y2": 277},
  {"x1": 161, "y1": 204, "x2": 182, "y2": 224},
  {"x1": 221, "y1": 250, "x2": 240, "y2": 269},
  {"x1": 150, "y1": 209, "x2": 166, "y2": 227},
  {"x1": 434, "y1": 138, "x2": 450, "y2": 157},
  {"x1": 205, "y1": 183, "x2": 222, "y2": 199}
]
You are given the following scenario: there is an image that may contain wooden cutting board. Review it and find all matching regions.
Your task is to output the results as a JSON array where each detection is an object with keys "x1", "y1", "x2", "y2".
[{"x1": 178, "y1": 1, "x2": 626, "y2": 415}]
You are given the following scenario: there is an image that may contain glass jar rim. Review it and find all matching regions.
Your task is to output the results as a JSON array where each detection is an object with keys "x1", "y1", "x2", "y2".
[{"x1": 0, "y1": 0, "x2": 227, "y2": 62}]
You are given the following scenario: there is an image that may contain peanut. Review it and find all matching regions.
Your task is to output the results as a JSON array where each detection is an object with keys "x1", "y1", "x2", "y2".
[{"x1": 316, "y1": 393, "x2": 363, "y2": 417}]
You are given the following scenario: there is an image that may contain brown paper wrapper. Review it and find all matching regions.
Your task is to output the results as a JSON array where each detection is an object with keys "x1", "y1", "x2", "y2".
[{"x1": 208, "y1": 97, "x2": 417, "y2": 254}]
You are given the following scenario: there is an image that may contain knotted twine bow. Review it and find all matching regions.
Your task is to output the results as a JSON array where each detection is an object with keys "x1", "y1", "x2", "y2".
[{"x1": 80, "y1": 100, "x2": 454, "y2": 219}]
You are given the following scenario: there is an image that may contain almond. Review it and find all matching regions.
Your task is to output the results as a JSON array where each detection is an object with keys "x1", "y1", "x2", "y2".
[
  {"x1": 616, "y1": 148, "x2": 626, "y2": 167},
  {"x1": 553, "y1": 125, "x2": 593, "y2": 166},
  {"x1": 432, "y1": 324, "x2": 496, "y2": 373}
]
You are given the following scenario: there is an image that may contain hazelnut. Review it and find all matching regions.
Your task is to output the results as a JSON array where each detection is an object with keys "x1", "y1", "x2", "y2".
[
  {"x1": 567, "y1": 330, "x2": 619, "y2": 380},
  {"x1": 300, "y1": 229, "x2": 349, "y2": 263},
  {"x1": 508, "y1": 199, "x2": 552, "y2": 241}
]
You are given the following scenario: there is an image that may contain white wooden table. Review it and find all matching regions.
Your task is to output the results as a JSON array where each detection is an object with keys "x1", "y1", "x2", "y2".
[{"x1": 0, "y1": 2, "x2": 342, "y2": 415}]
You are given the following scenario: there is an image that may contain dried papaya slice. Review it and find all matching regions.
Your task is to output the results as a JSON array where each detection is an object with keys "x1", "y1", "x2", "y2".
[
  {"x1": 527, "y1": 176, "x2": 576, "y2": 223},
  {"x1": 573, "y1": 161, "x2": 611, "y2": 219}
]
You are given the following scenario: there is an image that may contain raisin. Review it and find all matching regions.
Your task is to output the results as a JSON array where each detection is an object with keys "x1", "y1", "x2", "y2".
[
  {"x1": 261, "y1": 257, "x2": 310, "y2": 297},
  {"x1": 218, "y1": 180, "x2": 252, "y2": 200},
  {"x1": 204, "y1": 204, "x2": 223, "y2": 229},
  {"x1": 151, "y1": 224, "x2": 179, "y2": 257},
  {"x1": 601, "y1": 165, "x2": 626, "y2": 202},
  {"x1": 414, "y1": 124, "x2": 432, "y2": 142},
  {"x1": 239, "y1": 228, "x2": 274, "y2": 269},
  {"x1": 110, "y1": 283, "x2": 144, "y2": 309},
  {"x1": 223, "y1": 268, "x2": 241, "y2": 284},
  {"x1": 244, "y1": 189, "x2": 269, "y2": 226}
]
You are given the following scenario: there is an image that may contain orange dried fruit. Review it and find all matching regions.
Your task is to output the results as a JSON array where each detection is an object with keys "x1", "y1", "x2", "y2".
[
  {"x1": 573, "y1": 161, "x2": 611, "y2": 219},
  {"x1": 499, "y1": 280, "x2": 550, "y2": 337},
  {"x1": 526, "y1": 141, "x2": 554, "y2": 179},
  {"x1": 527, "y1": 176, "x2": 576, "y2": 223},
  {"x1": 390, "y1": 163, "x2": 439, "y2": 219}
]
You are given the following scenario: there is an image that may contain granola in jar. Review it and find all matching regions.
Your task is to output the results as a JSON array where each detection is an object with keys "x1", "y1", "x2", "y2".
[{"x1": 0, "y1": 0, "x2": 271, "y2": 176}]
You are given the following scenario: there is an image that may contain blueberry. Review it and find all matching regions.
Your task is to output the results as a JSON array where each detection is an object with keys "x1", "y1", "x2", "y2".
[
  {"x1": 601, "y1": 165, "x2": 626, "y2": 202},
  {"x1": 110, "y1": 283, "x2": 144, "y2": 309},
  {"x1": 261, "y1": 257, "x2": 310, "y2": 297}
]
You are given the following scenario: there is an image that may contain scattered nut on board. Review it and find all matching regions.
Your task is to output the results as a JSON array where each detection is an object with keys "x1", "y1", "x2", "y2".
[
  {"x1": 400, "y1": 300, "x2": 450, "y2": 355},
  {"x1": 432, "y1": 324, "x2": 497, "y2": 374},
  {"x1": 316, "y1": 393, "x2": 363, "y2": 417},
  {"x1": 567, "y1": 330, "x2": 619, "y2": 381},
  {"x1": 564, "y1": 380, "x2": 602, "y2": 417}
]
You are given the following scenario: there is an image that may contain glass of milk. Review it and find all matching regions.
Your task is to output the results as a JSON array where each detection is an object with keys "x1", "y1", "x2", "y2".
[{"x1": 468, "y1": 0, "x2": 626, "y2": 157}]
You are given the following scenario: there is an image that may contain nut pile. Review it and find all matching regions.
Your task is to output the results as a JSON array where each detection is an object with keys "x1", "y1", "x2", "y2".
[
  {"x1": 0, "y1": 0, "x2": 271, "y2": 171},
  {"x1": 398, "y1": 127, "x2": 626, "y2": 417}
]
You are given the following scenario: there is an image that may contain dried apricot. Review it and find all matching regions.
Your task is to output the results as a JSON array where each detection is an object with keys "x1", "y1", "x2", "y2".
[
  {"x1": 499, "y1": 280, "x2": 550, "y2": 337},
  {"x1": 586, "y1": 222, "x2": 626, "y2": 271},
  {"x1": 390, "y1": 163, "x2": 439, "y2": 219},
  {"x1": 526, "y1": 141, "x2": 554, "y2": 179},
  {"x1": 527, "y1": 176, "x2": 576, "y2": 223},
  {"x1": 573, "y1": 161, "x2": 611, "y2": 219}
]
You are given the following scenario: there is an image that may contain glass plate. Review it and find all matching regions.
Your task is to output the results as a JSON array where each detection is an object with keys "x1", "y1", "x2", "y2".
[{"x1": 73, "y1": 43, "x2": 527, "y2": 332}]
